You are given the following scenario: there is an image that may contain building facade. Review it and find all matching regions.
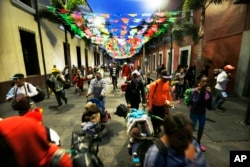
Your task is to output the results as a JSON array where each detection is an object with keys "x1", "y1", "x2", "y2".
[
  {"x1": 0, "y1": 0, "x2": 102, "y2": 102},
  {"x1": 134, "y1": 1, "x2": 250, "y2": 98}
]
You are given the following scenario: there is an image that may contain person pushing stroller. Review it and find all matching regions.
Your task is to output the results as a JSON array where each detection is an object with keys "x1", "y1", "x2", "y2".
[{"x1": 86, "y1": 71, "x2": 110, "y2": 122}]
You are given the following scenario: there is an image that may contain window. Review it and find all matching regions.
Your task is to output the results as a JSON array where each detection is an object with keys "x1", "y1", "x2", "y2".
[
  {"x1": 179, "y1": 46, "x2": 191, "y2": 67},
  {"x1": 10, "y1": 0, "x2": 36, "y2": 14}
]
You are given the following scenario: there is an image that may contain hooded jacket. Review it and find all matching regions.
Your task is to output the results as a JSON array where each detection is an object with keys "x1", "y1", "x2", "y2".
[
  {"x1": 148, "y1": 79, "x2": 172, "y2": 109},
  {"x1": 0, "y1": 116, "x2": 72, "y2": 167}
]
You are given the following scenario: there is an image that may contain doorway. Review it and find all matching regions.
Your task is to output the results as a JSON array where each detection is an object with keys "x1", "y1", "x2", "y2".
[
  {"x1": 179, "y1": 45, "x2": 191, "y2": 67},
  {"x1": 76, "y1": 46, "x2": 81, "y2": 68},
  {"x1": 19, "y1": 28, "x2": 40, "y2": 75}
]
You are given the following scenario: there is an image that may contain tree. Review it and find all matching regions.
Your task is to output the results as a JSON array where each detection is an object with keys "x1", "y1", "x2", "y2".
[{"x1": 182, "y1": 0, "x2": 228, "y2": 79}]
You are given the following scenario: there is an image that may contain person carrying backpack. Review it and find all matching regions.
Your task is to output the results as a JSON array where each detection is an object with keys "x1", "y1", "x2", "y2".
[
  {"x1": 49, "y1": 68, "x2": 68, "y2": 108},
  {"x1": 6, "y1": 73, "x2": 38, "y2": 115},
  {"x1": 147, "y1": 70, "x2": 173, "y2": 136},
  {"x1": 143, "y1": 112, "x2": 208, "y2": 167}
]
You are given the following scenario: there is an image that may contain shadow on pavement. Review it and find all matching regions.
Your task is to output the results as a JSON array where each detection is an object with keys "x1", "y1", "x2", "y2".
[
  {"x1": 113, "y1": 140, "x2": 132, "y2": 167},
  {"x1": 48, "y1": 104, "x2": 75, "y2": 114},
  {"x1": 100, "y1": 121, "x2": 125, "y2": 145}
]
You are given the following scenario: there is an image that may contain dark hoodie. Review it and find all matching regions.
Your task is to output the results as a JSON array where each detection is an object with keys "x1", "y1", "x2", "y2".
[{"x1": 0, "y1": 116, "x2": 72, "y2": 167}]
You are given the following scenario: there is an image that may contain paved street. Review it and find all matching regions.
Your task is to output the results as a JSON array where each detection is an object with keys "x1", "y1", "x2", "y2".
[{"x1": 0, "y1": 73, "x2": 250, "y2": 167}]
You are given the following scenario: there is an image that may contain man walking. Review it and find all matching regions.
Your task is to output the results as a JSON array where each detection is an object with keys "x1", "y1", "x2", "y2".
[
  {"x1": 110, "y1": 62, "x2": 119, "y2": 91},
  {"x1": 148, "y1": 70, "x2": 173, "y2": 136},
  {"x1": 213, "y1": 64, "x2": 235, "y2": 111},
  {"x1": 49, "y1": 68, "x2": 68, "y2": 107}
]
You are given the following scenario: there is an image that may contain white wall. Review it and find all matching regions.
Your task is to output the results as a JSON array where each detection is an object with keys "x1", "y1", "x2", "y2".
[{"x1": 0, "y1": 1, "x2": 90, "y2": 81}]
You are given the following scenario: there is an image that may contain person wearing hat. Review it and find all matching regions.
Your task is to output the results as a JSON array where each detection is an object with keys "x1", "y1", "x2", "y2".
[
  {"x1": 212, "y1": 64, "x2": 235, "y2": 111},
  {"x1": 125, "y1": 71, "x2": 146, "y2": 110},
  {"x1": 49, "y1": 68, "x2": 68, "y2": 107},
  {"x1": 6, "y1": 73, "x2": 38, "y2": 115},
  {"x1": 148, "y1": 69, "x2": 173, "y2": 136}
]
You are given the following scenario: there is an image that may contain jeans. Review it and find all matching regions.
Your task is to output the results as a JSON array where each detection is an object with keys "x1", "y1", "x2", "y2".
[
  {"x1": 55, "y1": 89, "x2": 67, "y2": 105},
  {"x1": 175, "y1": 84, "x2": 184, "y2": 100},
  {"x1": 189, "y1": 112, "x2": 206, "y2": 132},
  {"x1": 98, "y1": 96, "x2": 106, "y2": 116},
  {"x1": 212, "y1": 89, "x2": 226, "y2": 108},
  {"x1": 111, "y1": 76, "x2": 118, "y2": 90}
]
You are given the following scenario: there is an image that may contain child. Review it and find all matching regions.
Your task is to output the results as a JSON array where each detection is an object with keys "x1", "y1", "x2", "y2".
[
  {"x1": 145, "y1": 73, "x2": 154, "y2": 86},
  {"x1": 73, "y1": 70, "x2": 86, "y2": 96}
]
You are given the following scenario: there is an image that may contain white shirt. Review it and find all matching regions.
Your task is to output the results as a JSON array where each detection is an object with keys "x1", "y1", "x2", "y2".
[
  {"x1": 215, "y1": 71, "x2": 230, "y2": 91},
  {"x1": 6, "y1": 82, "x2": 38, "y2": 101}
]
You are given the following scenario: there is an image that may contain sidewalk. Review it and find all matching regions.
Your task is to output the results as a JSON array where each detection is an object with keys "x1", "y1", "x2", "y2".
[{"x1": 0, "y1": 75, "x2": 249, "y2": 167}]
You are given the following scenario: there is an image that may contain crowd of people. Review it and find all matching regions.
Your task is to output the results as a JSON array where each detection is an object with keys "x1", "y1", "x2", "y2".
[{"x1": 2, "y1": 61, "x2": 236, "y2": 166}]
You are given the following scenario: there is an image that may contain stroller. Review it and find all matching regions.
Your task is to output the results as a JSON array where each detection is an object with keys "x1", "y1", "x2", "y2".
[
  {"x1": 125, "y1": 108, "x2": 154, "y2": 167},
  {"x1": 81, "y1": 98, "x2": 111, "y2": 137},
  {"x1": 86, "y1": 98, "x2": 111, "y2": 123},
  {"x1": 69, "y1": 98, "x2": 109, "y2": 167},
  {"x1": 70, "y1": 129, "x2": 104, "y2": 167}
]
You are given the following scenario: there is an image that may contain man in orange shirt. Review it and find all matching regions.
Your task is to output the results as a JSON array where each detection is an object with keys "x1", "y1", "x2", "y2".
[{"x1": 148, "y1": 70, "x2": 173, "y2": 136}]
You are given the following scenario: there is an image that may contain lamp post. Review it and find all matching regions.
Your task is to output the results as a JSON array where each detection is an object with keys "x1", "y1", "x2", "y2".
[{"x1": 34, "y1": 0, "x2": 49, "y2": 98}]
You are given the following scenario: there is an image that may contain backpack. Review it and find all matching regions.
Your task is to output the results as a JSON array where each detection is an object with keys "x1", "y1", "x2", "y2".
[
  {"x1": 27, "y1": 84, "x2": 45, "y2": 102},
  {"x1": 115, "y1": 104, "x2": 128, "y2": 118},
  {"x1": 184, "y1": 88, "x2": 193, "y2": 106},
  {"x1": 136, "y1": 138, "x2": 168, "y2": 166}
]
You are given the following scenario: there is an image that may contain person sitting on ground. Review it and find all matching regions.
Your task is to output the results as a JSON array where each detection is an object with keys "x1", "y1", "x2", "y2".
[
  {"x1": 144, "y1": 112, "x2": 208, "y2": 167},
  {"x1": 0, "y1": 116, "x2": 72, "y2": 167},
  {"x1": 6, "y1": 73, "x2": 38, "y2": 115}
]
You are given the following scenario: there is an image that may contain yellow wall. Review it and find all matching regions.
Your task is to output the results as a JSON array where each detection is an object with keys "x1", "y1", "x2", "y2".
[{"x1": 0, "y1": 0, "x2": 94, "y2": 82}]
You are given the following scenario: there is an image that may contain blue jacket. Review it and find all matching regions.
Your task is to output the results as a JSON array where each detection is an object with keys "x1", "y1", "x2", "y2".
[{"x1": 144, "y1": 139, "x2": 208, "y2": 167}]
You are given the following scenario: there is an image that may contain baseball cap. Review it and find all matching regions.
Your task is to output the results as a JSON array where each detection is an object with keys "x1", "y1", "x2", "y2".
[
  {"x1": 11, "y1": 73, "x2": 24, "y2": 80},
  {"x1": 51, "y1": 68, "x2": 60, "y2": 73},
  {"x1": 224, "y1": 65, "x2": 235, "y2": 71},
  {"x1": 161, "y1": 70, "x2": 172, "y2": 79}
]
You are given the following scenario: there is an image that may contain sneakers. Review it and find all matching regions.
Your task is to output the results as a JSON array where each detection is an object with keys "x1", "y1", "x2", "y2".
[
  {"x1": 176, "y1": 100, "x2": 181, "y2": 104},
  {"x1": 199, "y1": 144, "x2": 206, "y2": 152}
]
